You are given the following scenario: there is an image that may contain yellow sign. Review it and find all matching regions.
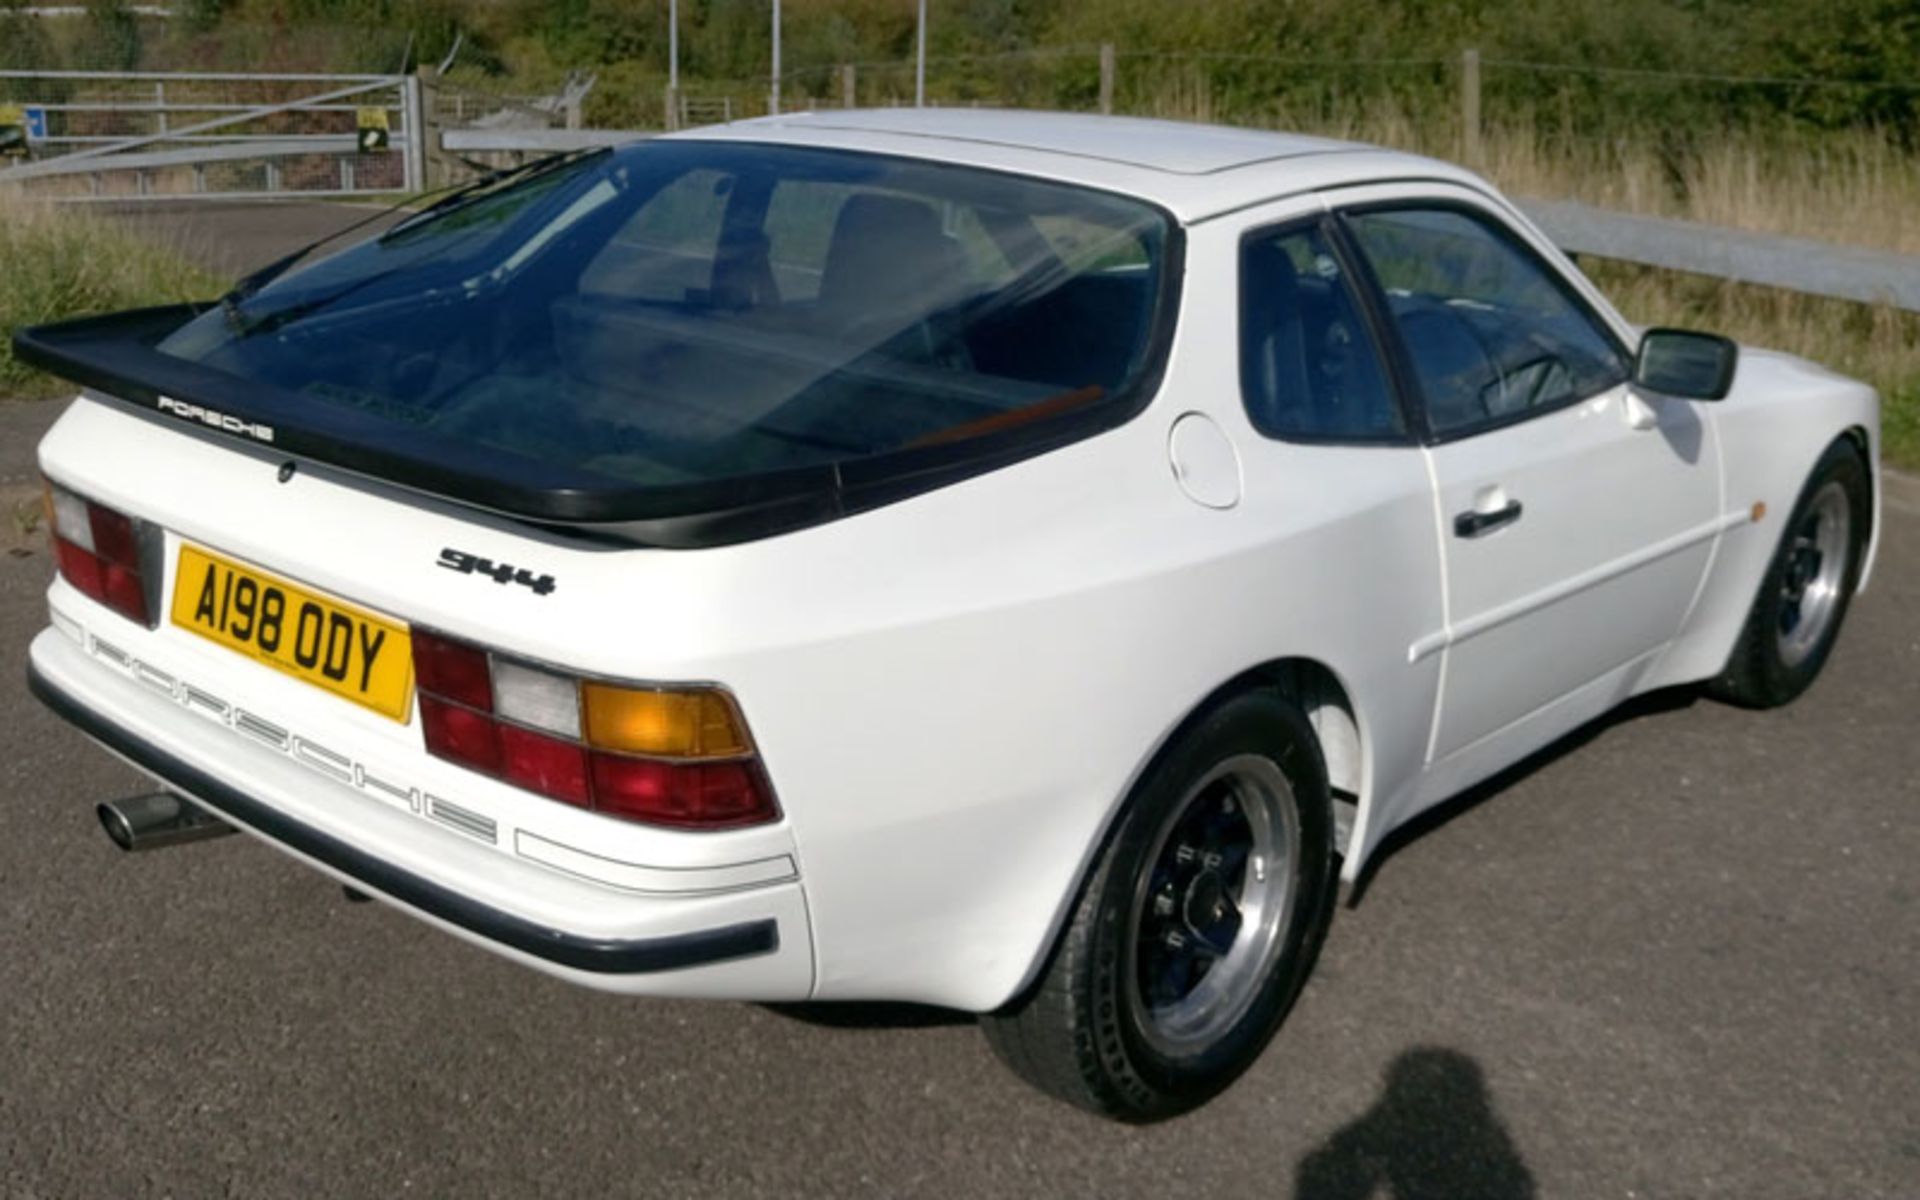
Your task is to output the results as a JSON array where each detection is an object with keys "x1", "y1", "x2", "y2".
[
  {"x1": 172, "y1": 543, "x2": 415, "y2": 722},
  {"x1": 0, "y1": 105, "x2": 24, "y2": 158},
  {"x1": 356, "y1": 107, "x2": 390, "y2": 153}
]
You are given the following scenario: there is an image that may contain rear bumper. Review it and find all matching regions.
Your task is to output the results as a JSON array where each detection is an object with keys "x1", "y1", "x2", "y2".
[{"x1": 28, "y1": 622, "x2": 815, "y2": 997}]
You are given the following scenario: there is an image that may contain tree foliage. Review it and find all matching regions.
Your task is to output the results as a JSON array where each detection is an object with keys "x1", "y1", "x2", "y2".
[{"x1": 1, "y1": 0, "x2": 1916, "y2": 139}]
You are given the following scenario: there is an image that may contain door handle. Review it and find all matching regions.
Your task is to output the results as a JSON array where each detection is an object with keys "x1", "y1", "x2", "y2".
[{"x1": 1454, "y1": 499, "x2": 1523, "y2": 538}]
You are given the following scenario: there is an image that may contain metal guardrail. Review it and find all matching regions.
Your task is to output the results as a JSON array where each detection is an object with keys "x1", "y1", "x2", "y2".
[
  {"x1": 440, "y1": 128, "x2": 646, "y2": 153},
  {"x1": 1519, "y1": 198, "x2": 1920, "y2": 313}
]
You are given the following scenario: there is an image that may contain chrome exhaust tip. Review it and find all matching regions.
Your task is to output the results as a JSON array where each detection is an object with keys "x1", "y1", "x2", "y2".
[{"x1": 97, "y1": 792, "x2": 235, "y2": 852}]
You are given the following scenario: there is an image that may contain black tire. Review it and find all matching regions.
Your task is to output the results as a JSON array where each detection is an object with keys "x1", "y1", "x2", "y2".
[
  {"x1": 980, "y1": 689, "x2": 1335, "y2": 1121},
  {"x1": 1710, "y1": 436, "x2": 1869, "y2": 708}
]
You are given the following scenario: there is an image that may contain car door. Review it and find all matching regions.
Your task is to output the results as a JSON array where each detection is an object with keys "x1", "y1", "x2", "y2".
[
  {"x1": 1332, "y1": 188, "x2": 1720, "y2": 784},
  {"x1": 1224, "y1": 200, "x2": 1447, "y2": 868}
]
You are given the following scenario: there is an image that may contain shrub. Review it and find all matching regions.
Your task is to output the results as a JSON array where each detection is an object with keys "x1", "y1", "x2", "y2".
[{"x1": 0, "y1": 196, "x2": 219, "y2": 397}]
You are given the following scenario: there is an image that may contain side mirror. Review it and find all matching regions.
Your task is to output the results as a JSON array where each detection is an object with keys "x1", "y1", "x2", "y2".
[{"x1": 1633, "y1": 328, "x2": 1738, "y2": 401}]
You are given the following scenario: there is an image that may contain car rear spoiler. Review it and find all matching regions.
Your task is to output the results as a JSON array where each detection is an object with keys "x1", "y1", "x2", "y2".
[{"x1": 13, "y1": 304, "x2": 1145, "y2": 549}]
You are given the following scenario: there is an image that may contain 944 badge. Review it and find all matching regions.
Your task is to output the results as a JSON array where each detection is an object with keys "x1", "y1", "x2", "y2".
[{"x1": 437, "y1": 548, "x2": 556, "y2": 597}]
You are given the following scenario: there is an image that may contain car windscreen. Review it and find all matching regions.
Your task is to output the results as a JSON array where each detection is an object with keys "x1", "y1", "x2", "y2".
[{"x1": 156, "y1": 141, "x2": 1175, "y2": 496}]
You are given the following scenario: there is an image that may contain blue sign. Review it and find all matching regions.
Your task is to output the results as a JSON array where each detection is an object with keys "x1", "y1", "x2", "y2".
[{"x1": 24, "y1": 107, "x2": 46, "y2": 142}]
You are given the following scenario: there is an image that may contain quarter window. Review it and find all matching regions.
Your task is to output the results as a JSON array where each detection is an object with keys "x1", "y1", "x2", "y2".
[
  {"x1": 1239, "y1": 223, "x2": 1402, "y2": 441},
  {"x1": 1344, "y1": 207, "x2": 1628, "y2": 436}
]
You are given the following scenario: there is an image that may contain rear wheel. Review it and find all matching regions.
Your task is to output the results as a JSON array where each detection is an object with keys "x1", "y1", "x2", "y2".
[
  {"x1": 980, "y1": 690, "x2": 1334, "y2": 1121},
  {"x1": 1711, "y1": 438, "x2": 1869, "y2": 708}
]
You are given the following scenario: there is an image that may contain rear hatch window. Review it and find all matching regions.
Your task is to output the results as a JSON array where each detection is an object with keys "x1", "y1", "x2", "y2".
[{"x1": 98, "y1": 141, "x2": 1179, "y2": 543}]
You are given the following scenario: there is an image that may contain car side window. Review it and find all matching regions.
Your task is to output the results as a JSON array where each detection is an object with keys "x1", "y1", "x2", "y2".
[
  {"x1": 1239, "y1": 222, "x2": 1403, "y2": 441},
  {"x1": 1343, "y1": 207, "x2": 1629, "y2": 436}
]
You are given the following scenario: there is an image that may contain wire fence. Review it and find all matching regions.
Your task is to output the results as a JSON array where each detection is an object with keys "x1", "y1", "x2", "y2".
[
  {"x1": 7, "y1": 30, "x2": 1920, "y2": 251},
  {"x1": 8, "y1": 12, "x2": 1918, "y2": 141},
  {"x1": 463, "y1": 43, "x2": 1920, "y2": 183}
]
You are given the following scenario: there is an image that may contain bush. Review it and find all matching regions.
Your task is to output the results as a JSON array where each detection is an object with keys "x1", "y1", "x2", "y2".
[{"x1": 0, "y1": 197, "x2": 219, "y2": 398}]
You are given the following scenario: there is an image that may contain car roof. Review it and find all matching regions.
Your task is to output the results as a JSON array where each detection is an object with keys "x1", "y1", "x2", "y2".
[{"x1": 669, "y1": 108, "x2": 1490, "y2": 224}]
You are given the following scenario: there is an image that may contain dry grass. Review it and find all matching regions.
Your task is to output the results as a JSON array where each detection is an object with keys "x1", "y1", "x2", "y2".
[
  {"x1": 1150, "y1": 83, "x2": 1920, "y2": 255},
  {"x1": 1581, "y1": 259, "x2": 1920, "y2": 467},
  {"x1": 0, "y1": 192, "x2": 218, "y2": 398},
  {"x1": 1144, "y1": 83, "x2": 1920, "y2": 466},
  {"x1": 1475, "y1": 127, "x2": 1920, "y2": 467},
  {"x1": 1476, "y1": 122, "x2": 1920, "y2": 255}
]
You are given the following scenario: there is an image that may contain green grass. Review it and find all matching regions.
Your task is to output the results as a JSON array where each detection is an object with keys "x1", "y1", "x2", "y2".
[
  {"x1": 1580, "y1": 258, "x2": 1920, "y2": 469},
  {"x1": 0, "y1": 195, "x2": 219, "y2": 399}
]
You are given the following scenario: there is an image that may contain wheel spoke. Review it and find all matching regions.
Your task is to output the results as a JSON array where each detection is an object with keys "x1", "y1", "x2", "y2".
[
  {"x1": 1190, "y1": 916, "x2": 1240, "y2": 959},
  {"x1": 1214, "y1": 839, "x2": 1251, "y2": 882},
  {"x1": 1128, "y1": 751, "x2": 1304, "y2": 1055},
  {"x1": 1153, "y1": 942, "x2": 1195, "y2": 1005},
  {"x1": 1771, "y1": 479, "x2": 1855, "y2": 669}
]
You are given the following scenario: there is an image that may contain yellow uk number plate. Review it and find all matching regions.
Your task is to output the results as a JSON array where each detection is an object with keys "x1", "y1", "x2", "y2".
[{"x1": 170, "y1": 544, "x2": 415, "y2": 722}]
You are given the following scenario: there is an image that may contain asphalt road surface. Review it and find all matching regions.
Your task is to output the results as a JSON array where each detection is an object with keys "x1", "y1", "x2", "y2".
[{"x1": 2, "y1": 206, "x2": 1917, "y2": 1197}]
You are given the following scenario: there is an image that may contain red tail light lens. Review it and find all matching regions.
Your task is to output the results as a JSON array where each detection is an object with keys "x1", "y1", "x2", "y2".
[
  {"x1": 589, "y1": 755, "x2": 777, "y2": 829},
  {"x1": 420, "y1": 695, "x2": 501, "y2": 775},
  {"x1": 44, "y1": 478, "x2": 156, "y2": 627},
  {"x1": 499, "y1": 724, "x2": 590, "y2": 808},
  {"x1": 100, "y1": 560, "x2": 149, "y2": 624},
  {"x1": 52, "y1": 536, "x2": 105, "y2": 597},
  {"x1": 412, "y1": 629, "x2": 779, "y2": 830},
  {"x1": 413, "y1": 631, "x2": 493, "y2": 711},
  {"x1": 89, "y1": 505, "x2": 140, "y2": 570}
]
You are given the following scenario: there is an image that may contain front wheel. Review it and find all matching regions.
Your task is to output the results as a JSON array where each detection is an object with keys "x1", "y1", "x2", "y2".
[
  {"x1": 1711, "y1": 437, "x2": 1870, "y2": 708},
  {"x1": 980, "y1": 690, "x2": 1334, "y2": 1121}
]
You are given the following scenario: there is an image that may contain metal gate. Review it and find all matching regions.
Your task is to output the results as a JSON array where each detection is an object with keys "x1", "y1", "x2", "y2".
[{"x1": 0, "y1": 70, "x2": 422, "y2": 201}]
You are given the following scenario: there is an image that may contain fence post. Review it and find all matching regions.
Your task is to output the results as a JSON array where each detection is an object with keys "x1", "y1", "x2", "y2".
[
  {"x1": 1460, "y1": 47, "x2": 1482, "y2": 167},
  {"x1": 410, "y1": 68, "x2": 439, "y2": 191},
  {"x1": 1099, "y1": 43, "x2": 1115, "y2": 115},
  {"x1": 400, "y1": 73, "x2": 421, "y2": 193},
  {"x1": 841, "y1": 63, "x2": 856, "y2": 109}
]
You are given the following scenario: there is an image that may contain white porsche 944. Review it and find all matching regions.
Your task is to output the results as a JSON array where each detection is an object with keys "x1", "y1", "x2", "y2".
[{"x1": 20, "y1": 110, "x2": 1880, "y2": 1119}]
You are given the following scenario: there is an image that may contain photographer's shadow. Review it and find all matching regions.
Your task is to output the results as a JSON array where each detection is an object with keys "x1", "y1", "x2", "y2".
[{"x1": 1296, "y1": 1047, "x2": 1535, "y2": 1200}]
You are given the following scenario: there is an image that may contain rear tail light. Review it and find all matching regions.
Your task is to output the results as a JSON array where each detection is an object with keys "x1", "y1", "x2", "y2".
[
  {"x1": 419, "y1": 695, "x2": 503, "y2": 774},
  {"x1": 413, "y1": 633, "x2": 493, "y2": 710},
  {"x1": 412, "y1": 630, "x2": 778, "y2": 830},
  {"x1": 589, "y1": 756, "x2": 769, "y2": 828},
  {"x1": 43, "y1": 477, "x2": 160, "y2": 627}
]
